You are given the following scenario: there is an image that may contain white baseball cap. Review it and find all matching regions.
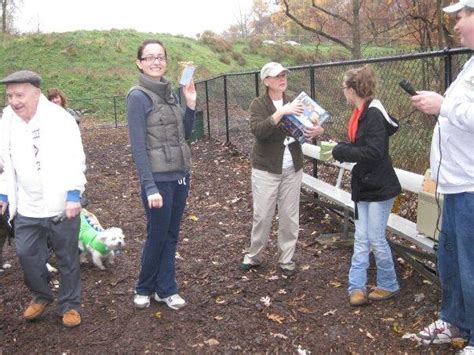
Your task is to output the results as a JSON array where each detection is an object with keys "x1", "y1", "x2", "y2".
[
  {"x1": 260, "y1": 62, "x2": 289, "y2": 81},
  {"x1": 443, "y1": 0, "x2": 474, "y2": 13}
]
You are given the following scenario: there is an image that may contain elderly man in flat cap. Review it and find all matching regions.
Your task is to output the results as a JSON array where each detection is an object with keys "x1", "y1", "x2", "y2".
[
  {"x1": 409, "y1": 1, "x2": 474, "y2": 353},
  {"x1": 0, "y1": 70, "x2": 86, "y2": 328}
]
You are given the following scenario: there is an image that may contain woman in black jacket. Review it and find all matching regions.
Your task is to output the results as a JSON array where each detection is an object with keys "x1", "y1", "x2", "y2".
[{"x1": 332, "y1": 65, "x2": 401, "y2": 306}]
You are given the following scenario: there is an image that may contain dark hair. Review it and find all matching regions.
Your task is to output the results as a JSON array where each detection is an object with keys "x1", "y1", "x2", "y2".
[
  {"x1": 137, "y1": 39, "x2": 167, "y2": 60},
  {"x1": 47, "y1": 88, "x2": 68, "y2": 108},
  {"x1": 343, "y1": 64, "x2": 376, "y2": 99}
]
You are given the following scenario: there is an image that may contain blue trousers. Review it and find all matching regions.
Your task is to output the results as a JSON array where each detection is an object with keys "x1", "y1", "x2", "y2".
[
  {"x1": 136, "y1": 175, "x2": 189, "y2": 298},
  {"x1": 438, "y1": 192, "x2": 474, "y2": 346},
  {"x1": 349, "y1": 198, "x2": 399, "y2": 294}
]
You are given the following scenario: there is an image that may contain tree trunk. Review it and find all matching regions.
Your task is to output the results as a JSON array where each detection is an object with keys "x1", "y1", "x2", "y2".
[
  {"x1": 352, "y1": 0, "x2": 361, "y2": 59},
  {"x1": 2, "y1": 0, "x2": 7, "y2": 33}
]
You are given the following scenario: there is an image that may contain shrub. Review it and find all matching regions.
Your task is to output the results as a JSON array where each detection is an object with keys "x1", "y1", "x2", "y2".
[
  {"x1": 218, "y1": 54, "x2": 231, "y2": 65},
  {"x1": 199, "y1": 31, "x2": 232, "y2": 53},
  {"x1": 231, "y1": 51, "x2": 247, "y2": 66}
]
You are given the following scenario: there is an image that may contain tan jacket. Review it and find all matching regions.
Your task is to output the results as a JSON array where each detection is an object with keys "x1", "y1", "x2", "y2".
[{"x1": 249, "y1": 93, "x2": 303, "y2": 174}]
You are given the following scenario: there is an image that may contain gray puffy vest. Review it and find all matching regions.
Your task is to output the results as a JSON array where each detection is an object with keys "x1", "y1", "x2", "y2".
[{"x1": 130, "y1": 86, "x2": 191, "y2": 174}]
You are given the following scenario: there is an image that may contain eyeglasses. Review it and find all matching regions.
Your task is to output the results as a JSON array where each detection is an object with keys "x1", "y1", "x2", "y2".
[{"x1": 140, "y1": 55, "x2": 167, "y2": 64}]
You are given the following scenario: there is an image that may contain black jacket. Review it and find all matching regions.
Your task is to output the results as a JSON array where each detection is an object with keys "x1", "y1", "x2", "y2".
[{"x1": 332, "y1": 99, "x2": 401, "y2": 203}]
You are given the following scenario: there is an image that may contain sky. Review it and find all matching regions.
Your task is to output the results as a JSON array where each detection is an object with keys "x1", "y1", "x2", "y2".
[{"x1": 16, "y1": 0, "x2": 254, "y2": 38}]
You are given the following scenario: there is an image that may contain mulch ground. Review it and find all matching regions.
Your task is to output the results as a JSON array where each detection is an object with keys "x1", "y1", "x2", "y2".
[{"x1": 0, "y1": 125, "x2": 457, "y2": 353}]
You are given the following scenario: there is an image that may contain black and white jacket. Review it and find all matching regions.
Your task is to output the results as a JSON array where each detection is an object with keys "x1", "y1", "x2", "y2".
[{"x1": 332, "y1": 99, "x2": 401, "y2": 203}]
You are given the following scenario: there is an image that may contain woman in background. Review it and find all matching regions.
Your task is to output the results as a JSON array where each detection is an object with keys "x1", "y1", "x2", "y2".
[
  {"x1": 127, "y1": 39, "x2": 196, "y2": 310},
  {"x1": 47, "y1": 88, "x2": 80, "y2": 124},
  {"x1": 240, "y1": 62, "x2": 323, "y2": 276},
  {"x1": 332, "y1": 65, "x2": 401, "y2": 306}
]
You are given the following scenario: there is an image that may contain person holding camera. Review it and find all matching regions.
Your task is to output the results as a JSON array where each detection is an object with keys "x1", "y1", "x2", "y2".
[{"x1": 410, "y1": 1, "x2": 474, "y2": 352}]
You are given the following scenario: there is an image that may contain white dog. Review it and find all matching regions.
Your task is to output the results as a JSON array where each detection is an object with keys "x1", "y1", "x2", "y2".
[{"x1": 78, "y1": 209, "x2": 125, "y2": 270}]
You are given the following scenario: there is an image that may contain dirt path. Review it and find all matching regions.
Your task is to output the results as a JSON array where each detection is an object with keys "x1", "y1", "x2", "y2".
[{"x1": 0, "y1": 127, "x2": 451, "y2": 353}]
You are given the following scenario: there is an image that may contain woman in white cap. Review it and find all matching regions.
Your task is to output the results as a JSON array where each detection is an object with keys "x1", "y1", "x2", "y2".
[{"x1": 240, "y1": 62, "x2": 323, "y2": 276}]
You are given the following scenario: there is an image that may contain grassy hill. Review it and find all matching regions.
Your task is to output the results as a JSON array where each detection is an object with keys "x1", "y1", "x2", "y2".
[
  {"x1": 0, "y1": 29, "x2": 403, "y2": 106},
  {"x1": 0, "y1": 30, "x2": 273, "y2": 104}
]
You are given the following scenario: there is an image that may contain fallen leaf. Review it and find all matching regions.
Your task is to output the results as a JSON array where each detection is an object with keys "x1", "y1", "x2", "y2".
[
  {"x1": 323, "y1": 309, "x2": 337, "y2": 316},
  {"x1": 392, "y1": 322, "x2": 403, "y2": 334},
  {"x1": 188, "y1": 215, "x2": 199, "y2": 221},
  {"x1": 260, "y1": 296, "x2": 271, "y2": 307},
  {"x1": 267, "y1": 313, "x2": 284, "y2": 324},
  {"x1": 297, "y1": 307, "x2": 314, "y2": 314},
  {"x1": 414, "y1": 293, "x2": 425, "y2": 302},
  {"x1": 329, "y1": 280, "x2": 342, "y2": 288},
  {"x1": 215, "y1": 296, "x2": 226, "y2": 304},
  {"x1": 301, "y1": 265, "x2": 310, "y2": 271},
  {"x1": 270, "y1": 332, "x2": 288, "y2": 339},
  {"x1": 154, "y1": 311, "x2": 162, "y2": 319},
  {"x1": 204, "y1": 338, "x2": 220, "y2": 346},
  {"x1": 214, "y1": 316, "x2": 224, "y2": 321}
]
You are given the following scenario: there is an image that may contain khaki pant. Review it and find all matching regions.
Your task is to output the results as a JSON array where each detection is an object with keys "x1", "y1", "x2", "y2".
[{"x1": 243, "y1": 167, "x2": 302, "y2": 270}]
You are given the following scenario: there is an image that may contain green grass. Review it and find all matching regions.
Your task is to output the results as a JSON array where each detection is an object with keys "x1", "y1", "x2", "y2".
[
  {"x1": 0, "y1": 30, "x2": 414, "y2": 101},
  {"x1": 0, "y1": 30, "x2": 416, "y2": 124}
]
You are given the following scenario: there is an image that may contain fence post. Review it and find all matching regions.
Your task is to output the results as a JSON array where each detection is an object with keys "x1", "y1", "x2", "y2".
[
  {"x1": 224, "y1": 75, "x2": 229, "y2": 143},
  {"x1": 113, "y1": 96, "x2": 118, "y2": 128},
  {"x1": 444, "y1": 48, "x2": 453, "y2": 91},
  {"x1": 255, "y1": 72, "x2": 259, "y2": 97},
  {"x1": 205, "y1": 81, "x2": 211, "y2": 137},
  {"x1": 310, "y1": 66, "x2": 315, "y2": 99}
]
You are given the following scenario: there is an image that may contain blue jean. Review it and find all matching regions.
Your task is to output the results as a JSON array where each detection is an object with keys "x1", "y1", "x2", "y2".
[
  {"x1": 348, "y1": 198, "x2": 399, "y2": 294},
  {"x1": 438, "y1": 192, "x2": 474, "y2": 346},
  {"x1": 136, "y1": 175, "x2": 189, "y2": 298}
]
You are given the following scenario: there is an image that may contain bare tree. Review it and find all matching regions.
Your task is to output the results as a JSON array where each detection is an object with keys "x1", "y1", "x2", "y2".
[
  {"x1": 233, "y1": 3, "x2": 252, "y2": 38},
  {"x1": 1, "y1": 0, "x2": 22, "y2": 33},
  {"x1": 279, "y1": 0, "x2": 363, "y2": 58}
]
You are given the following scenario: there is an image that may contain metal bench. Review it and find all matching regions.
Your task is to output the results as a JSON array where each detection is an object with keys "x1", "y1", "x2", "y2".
[{"x1": 301, "y1": 143, "x2": 438, "y2": 284}]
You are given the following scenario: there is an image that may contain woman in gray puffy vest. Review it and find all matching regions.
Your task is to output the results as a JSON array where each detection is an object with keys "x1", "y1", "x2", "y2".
[{"x1": 127, "y1": 39, "x2": 196, "y2": 311}]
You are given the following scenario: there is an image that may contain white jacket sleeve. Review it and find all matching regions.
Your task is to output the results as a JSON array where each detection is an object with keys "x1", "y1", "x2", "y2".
[{"x1": 440, "y1": 97, "x2": 474, "y2": 133}]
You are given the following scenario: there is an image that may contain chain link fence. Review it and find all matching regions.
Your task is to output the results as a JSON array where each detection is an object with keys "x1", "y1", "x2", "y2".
[
  {"x1": 1, "y1": 48, "x2": 470, "y2": 175},
  {"x1": 195, "y1": 48, "x2": 472, "y2": 175}
]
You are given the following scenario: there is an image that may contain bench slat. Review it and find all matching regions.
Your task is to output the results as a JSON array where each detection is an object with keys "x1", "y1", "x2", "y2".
[
  {"x1": 302, "y1": 174, "x2": 353, "y2": 208},
  {"x1": 387, "y1": 214, "x2": 435, "y2": 253}
]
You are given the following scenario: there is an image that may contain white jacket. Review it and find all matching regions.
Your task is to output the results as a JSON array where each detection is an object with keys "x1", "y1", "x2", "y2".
[
  {"x1": 0, "y1": 95, "x2": 86, "y2": 220},
  {"x1": 431, "y1": 56, "x2": 474, "y2": 194}
]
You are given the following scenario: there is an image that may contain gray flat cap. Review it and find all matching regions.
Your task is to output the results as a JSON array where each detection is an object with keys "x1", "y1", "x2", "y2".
[{"x1": 0, "y1": 70, "x2": 42, "y2": 88}]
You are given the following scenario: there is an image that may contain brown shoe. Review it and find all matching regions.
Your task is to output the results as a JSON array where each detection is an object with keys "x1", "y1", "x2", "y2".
[
  {"x1": 368, "y1": 287, "x2": 399, "y2": 301},
  {"x1": 62, "y1": 309, "x2": 81, "y2": 328},
  {"x1": 349, "y1": 289, "x2": 368, "y2": 306},
  {"x1": 23, "y1": 302, "x2": 49, "y2": 320}
]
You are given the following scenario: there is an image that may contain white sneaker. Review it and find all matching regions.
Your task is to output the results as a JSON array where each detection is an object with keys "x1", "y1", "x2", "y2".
[
  {"x1": 416, "y1": 319, "x2": 468, "y2": 345},
  {"x1": 133, "y1": 294, "x2": 151, "y2": 309},
  {"x1": 154, "y1": 293, "x2": 186, "y2": 310},
  {"x1": 459, "y1": 346, "x2": 474, "y2": 355}
]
